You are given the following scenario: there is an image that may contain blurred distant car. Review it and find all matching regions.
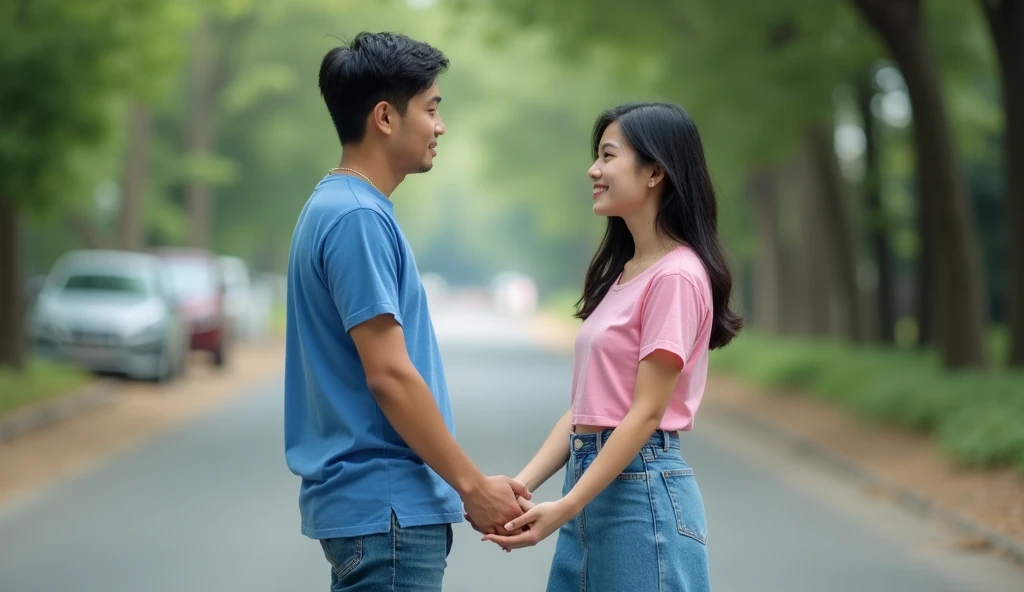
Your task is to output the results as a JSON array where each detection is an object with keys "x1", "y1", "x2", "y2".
[
  {"x1": 491, "y1": 271, "x2": 539, "y2": 316},
  {"x1": 217, "y1": 255, "x2": 251, "y2": 341},
  {"x1": 152, "y1": 248, "x2": 230, "y2": 367},
  {"x1": 31, "y1": 250, "x2": 189, "y2": 382},
  {"x1": 217, "y1": 255, "x2": 271, "y2": 341}
]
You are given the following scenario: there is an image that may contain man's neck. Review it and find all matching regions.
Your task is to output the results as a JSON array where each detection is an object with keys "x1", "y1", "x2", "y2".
[{"x1": 336, "y1": 148, "x2": 403, "y2": 198}]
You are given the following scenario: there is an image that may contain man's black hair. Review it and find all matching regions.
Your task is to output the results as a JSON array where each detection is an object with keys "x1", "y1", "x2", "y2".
[{"x1": 318, "y1": 32, "x2": 449, "y2": 144}]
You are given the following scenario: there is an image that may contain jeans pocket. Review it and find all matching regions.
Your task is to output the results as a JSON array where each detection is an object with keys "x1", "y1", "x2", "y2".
[
  {"x1": 320, "y1": 536, "x2": 363, "y2": 579},
  {"x1": 662, "y1": 468, "x2": 708, "y2": 545}
]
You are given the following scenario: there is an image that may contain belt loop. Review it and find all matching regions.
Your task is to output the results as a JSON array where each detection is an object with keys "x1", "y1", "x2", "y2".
[
  {"x1": 661, "y1": 430, "x2": 670, "y2": 452},
  {"x1": 596, "y1": 430, "x2": 603, "y2": 453}
]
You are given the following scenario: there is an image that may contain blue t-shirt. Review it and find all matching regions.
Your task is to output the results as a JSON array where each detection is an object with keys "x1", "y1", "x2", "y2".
[{"x1": 284, "y1": 174, "x2": 462, "y2": 539}]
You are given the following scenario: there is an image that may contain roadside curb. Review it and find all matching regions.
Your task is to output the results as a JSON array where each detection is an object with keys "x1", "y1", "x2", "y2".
[
  {"x1": 0, "y1": 380, "x2": 120, "y2": 445},
  {"x1": 707, "y1": 398, "x2": 1024, "y2": 568}
]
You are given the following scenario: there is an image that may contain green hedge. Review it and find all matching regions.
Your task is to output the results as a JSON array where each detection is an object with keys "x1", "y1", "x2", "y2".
[
  {"x1": 0, "y1": 360, "x2": 91, "y2": 416},
  {"x1": 710, "y1": 334, "x2": 1024, "y2": 474}
]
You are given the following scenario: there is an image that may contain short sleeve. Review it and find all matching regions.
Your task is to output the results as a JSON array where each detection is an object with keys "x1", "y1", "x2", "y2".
[
  {"x1": 321, "y1": 209, "x2": 403, "y2": 332},
  {"x1": 638, "y1": 274, "x2": 705, "y2": 366}
]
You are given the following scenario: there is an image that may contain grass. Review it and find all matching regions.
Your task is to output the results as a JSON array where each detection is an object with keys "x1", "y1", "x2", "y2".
[
  {"x1": 710, "y1": 333, "x2": 1024, "y2": 474},
  {"x1": 0, "y1": 360, "x2": 92, "y2": 416}
]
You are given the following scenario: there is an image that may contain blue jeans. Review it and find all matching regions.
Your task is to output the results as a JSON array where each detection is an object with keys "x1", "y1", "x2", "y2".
[
  {"x1": 319, "y1": 512, "x2": 453, "y2": 591},
  {"x1": 547, "y1": 430, "x2": 712, "y2": 592}
]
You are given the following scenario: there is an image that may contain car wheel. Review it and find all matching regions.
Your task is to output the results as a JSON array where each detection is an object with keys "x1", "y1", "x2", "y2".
[
  {"x1": 154, "y1": 351, "x2": 174, "y2": 383},
  {"x1": 213, "y1": 344, "x2": 227, "y2": 368},
  {"x1": 176, "y1": 346, "x2": 188, "y2": 378}
]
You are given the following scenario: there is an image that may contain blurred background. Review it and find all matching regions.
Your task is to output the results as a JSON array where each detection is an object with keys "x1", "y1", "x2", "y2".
[{"x1": 1, "y1": 0, "x2": 1023, "y2": 590}]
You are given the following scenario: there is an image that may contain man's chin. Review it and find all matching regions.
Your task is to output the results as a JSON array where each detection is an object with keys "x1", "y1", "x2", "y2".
[{"x1": 414, "y1": 162, "x2": 434, "y2": 174}]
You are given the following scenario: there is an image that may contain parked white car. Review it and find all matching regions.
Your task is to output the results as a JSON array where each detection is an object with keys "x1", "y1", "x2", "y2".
[{"x1": 31, "y1": 250, "x2": 190, "y2": 382}]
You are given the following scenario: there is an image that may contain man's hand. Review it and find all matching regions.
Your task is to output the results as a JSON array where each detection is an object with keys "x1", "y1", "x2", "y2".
[{"x1": 462, "y1": 476, "x2": 531, "y2": 536}]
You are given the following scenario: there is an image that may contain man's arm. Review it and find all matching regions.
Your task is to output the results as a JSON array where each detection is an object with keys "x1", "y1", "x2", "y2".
[{"x1": 349, "y1": 314, "x2": 527, "y2": 532}]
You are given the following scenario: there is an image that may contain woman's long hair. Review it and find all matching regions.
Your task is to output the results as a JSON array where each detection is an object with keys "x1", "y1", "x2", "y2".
[{"x1": 576, "y1": 102, "x2": 743, "y2": 349}]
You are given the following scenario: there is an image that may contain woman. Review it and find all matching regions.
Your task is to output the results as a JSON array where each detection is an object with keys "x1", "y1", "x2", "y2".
[{"x1": 482, "y1": 102, "x2": 743, "y2": 591}]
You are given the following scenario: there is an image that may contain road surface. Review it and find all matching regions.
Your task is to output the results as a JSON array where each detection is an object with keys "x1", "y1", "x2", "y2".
[{"x1": 0, "y1": 307, "x2": 1021, "y2": 591}]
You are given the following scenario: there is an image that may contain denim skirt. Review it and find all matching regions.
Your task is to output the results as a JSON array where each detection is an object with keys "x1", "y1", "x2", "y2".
[{"x1": 546, "y1": 429, "x2": 711, "y2": 592}]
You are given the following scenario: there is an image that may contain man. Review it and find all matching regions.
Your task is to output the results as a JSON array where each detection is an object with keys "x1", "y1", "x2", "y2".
[{"x1": 284, "y1": 32, "x2": 528, "y2": 590}]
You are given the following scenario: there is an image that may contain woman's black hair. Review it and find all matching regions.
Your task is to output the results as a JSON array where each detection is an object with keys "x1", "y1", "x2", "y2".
[{"x1": 576, "y1": 102, "x2": 743, "y2": 349}]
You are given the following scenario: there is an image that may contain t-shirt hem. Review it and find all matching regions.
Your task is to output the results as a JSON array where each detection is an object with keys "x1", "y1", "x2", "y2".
[
  {"x1": 303, "y1": 520, "x2": 391, "y2": 539},
  {"x1": 639, "y1": 340, "x2": 686, "y2": 364},
  {"x1": 571, "y1": 414, "x2": 621, "y2": 428},
  {"x1": 397, "y1": 511, "x2": 465, "y2": 528},
  {"x1": 343, "y1": 302, "x2": 403, "y2": 332},
  {"x1": 572, "y1": 414, "x2": 692, "y2": 432},
  {"x1": 302, "y1": 512, "x2": 464, "y2": 540}
]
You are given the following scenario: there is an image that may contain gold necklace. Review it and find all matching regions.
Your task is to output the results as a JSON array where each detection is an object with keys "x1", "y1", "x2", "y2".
[
  {"x1": 629, "y1": 244, "x2": 676, "y2": 269},
  {"x1": 328, "y1": 167, "x2": 382, "y2": 194}
]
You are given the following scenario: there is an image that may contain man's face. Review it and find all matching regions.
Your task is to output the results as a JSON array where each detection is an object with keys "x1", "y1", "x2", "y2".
[{"x1": 390, "y1": 83, "x2": 445, "y2": 174}]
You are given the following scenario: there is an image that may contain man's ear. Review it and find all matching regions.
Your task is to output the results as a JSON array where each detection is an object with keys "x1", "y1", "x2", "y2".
[{"x1": 369, "y1": 101, "x2": 395, "y2": 137}]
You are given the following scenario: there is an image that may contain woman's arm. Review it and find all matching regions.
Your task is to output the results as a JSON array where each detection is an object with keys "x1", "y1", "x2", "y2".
[
  {"x1": 515, "y1": 409, "x2": 573, "y2": 492},
  {"x1": 560, "y1": 350, "x2": 680, "y2": 515},
  {"x1": 484, "y1": 350, "x2": 682, "y2": 549}
]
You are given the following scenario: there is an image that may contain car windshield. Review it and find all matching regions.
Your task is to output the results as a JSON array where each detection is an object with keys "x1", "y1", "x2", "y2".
[
  {"x1": 62, "y1": 273, "x2": 150, "y2": 295},
  {"x1": 166, "y1": 260, "x2": 217, "y2": 298}
]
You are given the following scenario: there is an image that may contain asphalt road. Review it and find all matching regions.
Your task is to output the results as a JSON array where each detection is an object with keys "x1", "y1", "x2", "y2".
[{"x1": 0, "y1": 308, "x2": 1021, "y2": 591}]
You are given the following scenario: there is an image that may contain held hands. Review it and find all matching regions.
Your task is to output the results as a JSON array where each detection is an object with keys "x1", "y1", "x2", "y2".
[
  {"x1": 482, "y1": 497, "x2": 574, "y2": 551},
  {"x1": 467, "y1": 494, "x2": 575, "y2": 553},
  {"x1": 461, "y1": 475, "x2": 532, "y2": 537}
]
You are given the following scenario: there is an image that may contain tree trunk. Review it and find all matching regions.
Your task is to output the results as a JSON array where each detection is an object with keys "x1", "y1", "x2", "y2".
[
  {"x1": 981, "y1": 0, "x2": 1024, "y2": 367},
  {"x1": 0, "y1": 195, "x2": 26, "y2": 371},
  {"x1": 808, "y1": 123, "x2": 866, "y2": 342},
  {"x1": 118, "y1": 101, "x2": 152, "y2": 251},
  {"x1": 183, "y1": 12, "x2": 254, "y2": 250},
  {"x1": 851, "y1": 0, "x2": 988, "y2": 368},
  {"x1": 916, "y1": 176, "x2": 935, "y2": 348},
  {"x1": 780, "y1": 242, "x2": 810, "y2": 335},
  {"x1": 796, "y1": 145, "x2": 832, "y2": 337},
  {"x1": 185, "y1": 16, "x2": 215, "y2": 249},
  {"x1": 858, "y1": 72, "x2": 896, "y2": 343},
  {"x1": 749, "y1": 169, "x2": 786, "y2": 334}
]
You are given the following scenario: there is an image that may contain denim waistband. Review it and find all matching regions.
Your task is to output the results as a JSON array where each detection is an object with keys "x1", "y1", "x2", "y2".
[{"x1": 569, "y1": 429, "x2": 681, "y2": 456}]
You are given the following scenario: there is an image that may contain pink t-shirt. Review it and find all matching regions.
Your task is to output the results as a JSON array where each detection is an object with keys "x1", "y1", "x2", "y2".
[{"x1": 570, "y1": 245, "x2": 712, "y2": 432}]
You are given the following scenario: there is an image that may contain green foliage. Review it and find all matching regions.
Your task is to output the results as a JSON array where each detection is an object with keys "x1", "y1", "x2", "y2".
[
  {"x1": 10, "y1": 0, "x2": 1009, "y2": 302},
  {"x1": 0, "y1": 359, "x2": 90, "y2": 415},
  {"x1": 0, "y1": 0, "x2": 195, "y2": 213},
  {"x1": 711, "y1": 334, "x2": 1024, "y2": 473}
]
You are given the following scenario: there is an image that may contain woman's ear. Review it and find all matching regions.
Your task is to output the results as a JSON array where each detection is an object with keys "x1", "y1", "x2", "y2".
[{"x1": 648, "y1": 164, "x2": 665, "y2": 189}]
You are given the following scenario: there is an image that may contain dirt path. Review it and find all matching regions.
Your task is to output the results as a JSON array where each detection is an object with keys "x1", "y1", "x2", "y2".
[
  {"x1": 705, "y1": 375, "x2": 1024, "y2": 548},
  {"x1": 0, "y1": 339, "x2": 285, "y2": 507}
]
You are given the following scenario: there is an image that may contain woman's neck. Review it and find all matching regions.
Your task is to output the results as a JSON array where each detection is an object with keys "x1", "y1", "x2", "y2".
[{"x1": 624, "y1": 215, "x2": 674, "y2": 260}]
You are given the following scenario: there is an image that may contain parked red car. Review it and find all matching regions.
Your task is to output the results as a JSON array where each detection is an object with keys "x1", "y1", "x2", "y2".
[{"x1": 151, "y1": 248, "x2": 230, "y2": 367}]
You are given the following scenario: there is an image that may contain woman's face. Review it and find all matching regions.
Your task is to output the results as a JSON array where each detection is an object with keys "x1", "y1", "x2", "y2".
[{"x1": 588, "y1": 122, "x2": 655, "y2": 217}]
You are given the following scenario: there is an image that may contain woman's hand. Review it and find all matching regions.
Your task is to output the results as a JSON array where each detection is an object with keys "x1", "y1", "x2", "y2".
[{"x1": 482, "y1": 497, "x2": 575, "y2": 551}]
